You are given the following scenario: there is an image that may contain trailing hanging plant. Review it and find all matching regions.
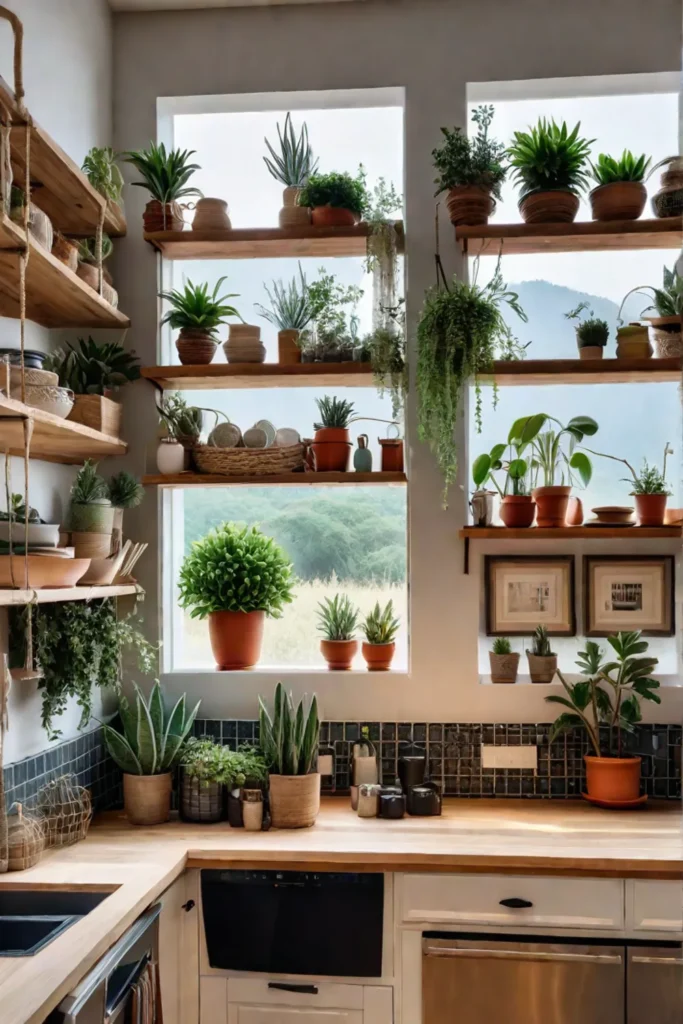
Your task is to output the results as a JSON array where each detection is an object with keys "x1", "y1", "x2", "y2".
[
  {"x1": 82, "y1": 147, "x2": 125, "y2": 204},
  {"x1": 263, "y1": 113, "x2": 319, "y2": 187},
  {"x1": 363, "y1": 302, "x2": 407, "y2": 420}
]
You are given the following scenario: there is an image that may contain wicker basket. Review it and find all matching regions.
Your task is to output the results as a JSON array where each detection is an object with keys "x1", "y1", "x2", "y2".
[
  {"x1": 7, "y1": 803, "x2": 45, "y2": 870},
  {"x1": 192, "y1": 442, "x2": 305, "y2": 477},
  {"x1": 180, "y1": 772, "x2": 223, "y2": 823},
  {"x1": 30, "y1": 774, "x2": 92, "y2": 847}
]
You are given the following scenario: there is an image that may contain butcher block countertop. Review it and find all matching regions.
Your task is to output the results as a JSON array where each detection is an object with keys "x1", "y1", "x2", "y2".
[{"x1": 1, "y1": 798, "x2": 681, "y2": 1024}]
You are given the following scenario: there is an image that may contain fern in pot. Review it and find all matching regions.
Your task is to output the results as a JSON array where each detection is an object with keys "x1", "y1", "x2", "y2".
[
  {"x1": 264, "y1": 112, "x2": 318, "y2": 227},
  {"x1": 259, "y1": 682, "x2": 320, "y2": 828},
  {"x1": 67, "y1": 461, "x2": 115, "y2": 558}
]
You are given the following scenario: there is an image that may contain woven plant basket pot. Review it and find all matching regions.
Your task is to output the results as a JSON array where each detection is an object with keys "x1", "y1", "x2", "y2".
[
  {"x1": 278, "y1": 329, "x2": 302, "y2": 365},
  {"x1": 180, "y1": 771, "x2": 223, "y2": 823},
  {"x1": 71, "y1": 531, "x2": 114, "y2": 558},
  {"x1": 69, "y1": 502, "x2": 115, "y2": 534},
  {"x1": 527, "y1": 653, "x2": 558, "y2": 684},
  {"x1": 176, "y1": 329, "x2": 217, "y2": 366},
  {"x1": 489, "y1": 652, "x2": 520, "y2": 684},
  {"x1": 192, "y1": 442, "x2": 305, "y2": 477},
  {"x1": 589, "y1": 181, "x2": 646, "y2": 221},
  {"x1": 269, "y1": 773, "x2": 321, "y2": 829},
  {"x1": 647, "y1": 319, "x2": 683, "y2": 359},
  {"x1": 279, "y1": 187, "x2": 311, "y2": 228},
  {"x1": 519, "y1": 190, "x2": 579, "y2": 224},
  {"x1": 143, "y1": 200, "x2": 184, "y2": 233},
  {"x1": 446, "y1": 186, "x2": 495, "y2": 226},
  {"x1": 68, "y1": 395, "x2": 122, "y2": 437},
  {"x1": 7, "y1": 804, "x2": 45, "y2": 871},
  {"x1": 191, "y1": 197, "x2": 231, "y2": 232},
  {"x1": 123, "y1": 773, "x2": 172, "y2": 826}
]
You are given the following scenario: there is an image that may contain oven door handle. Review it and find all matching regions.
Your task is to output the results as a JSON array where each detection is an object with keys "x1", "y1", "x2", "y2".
[{"x1": 424, "y1": 947, "x2": 622, "y2": 965}]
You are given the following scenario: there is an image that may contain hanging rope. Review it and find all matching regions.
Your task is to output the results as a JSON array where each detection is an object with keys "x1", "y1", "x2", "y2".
[
  {"x1": 95, "y1": 201, "x2": 105, "y2": 297},
  {"x1": 0, "y1": 7, "x2": 24, "y2": 114}
]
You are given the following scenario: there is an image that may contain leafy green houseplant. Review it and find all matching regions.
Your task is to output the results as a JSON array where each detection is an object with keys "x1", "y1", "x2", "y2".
[
  {"x1": 507, "y1": 118, "x2": 594, "y2": 224},
  {"x1": 123, "y1": 142, "x2": 201, "y2": 231},
  {"x1": 259, "y1": 681, "x2": 320, "y2": 828},
  {"x1": 489, "y1": 636, "x2": 520, "y2": 684},
  {"x1": 361, "y1": 600, "x2": 400, "y2": 671},
  {"x1": 312, "y1": 396, "x2": 356, "y2": 473},
  {"x1": 82, "y1": 146, "x2": 124, "y2": 205},
  {"x1": 565, "y1": 302, "x2": 609, "y2": 359},
  {"x1": 545, "y1": 632, "x2": 660, "y2": 804},
  {"x1": 159, "y1": 277, "x2": 241, "y2": 365},
  {"x1": 618, "y1": 265, "x2": 683, "y2": 360},
  {"x1": 589, "y1": 150, "x2": 651, "y2": 221},
  {"x1": 527, "y1": 625, "x2": 557, "y2": 684},
  {"x1": 178, "y1": 523, "x2": 295, "y2": 670},
  {"x1": 297, "y1": 169, "x2": 368, "y2": 227},
  {"x1": 179, "y1": 737, "x2": 232, "y2": 823},
  {"x1": 68, "y1": 460, "x2": 114, "y2": 538},
  {"x1": 301, "y1": 271, "x2": 363, "y2": 362},
  {"x1": 582, "y1": 441, "x2": 673, "y2": 526},
  {"x1": 432, "y1": 105, "x2": 507, "y2": 226},
  {"x1": 44, "y1": 337, "x2": 140, "y2": 419},
  {"x1": 317, "y1": 593, "x2": 359, "y2": 670},
  {"x1": 472, "y1": 413, "x2": 550, "y2": 528}
]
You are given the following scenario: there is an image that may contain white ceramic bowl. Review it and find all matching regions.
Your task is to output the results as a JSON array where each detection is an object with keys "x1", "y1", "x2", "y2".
[
  {"x1": 10, "y1": 384, "x2": 74, "y2": 419},
  {"x1": 0, "y1": 521, "x2": 61, "y2": 547}
]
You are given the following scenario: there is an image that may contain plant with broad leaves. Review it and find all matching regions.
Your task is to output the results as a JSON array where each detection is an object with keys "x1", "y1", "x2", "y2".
[
  {"x1": 103, "y1": 681, "x2": 200, "y2": 776},
  {"x1": 507, "y1": 118, "x2": 594, "y2": 198},
  {"x1": 159, "y1": 277, "x2": 241, "y2": 337},
  {"x1": 508, "y1": 413, "x2": 598, "y2": 489},
  {"x1": 362, "y1": 600, "x2": 400, "y2": 645},
  {"x1": 472, "y1": 412, "x2": 548, "y2": 497},
  {"x1": 82, "y1": 146, "x2": 124, "y2": 204},
  {"x1": 617, "y1": 265, "x2": 683, "y2": 322},
  {"x1": 258, "y1": 681, "x2": 319, "y2": 777},
  {"x1": 432, "y1": 105, "x2": 507, "y2": 198},
  {"x1": 263, "y1": 112, "x2": 319, "y2": 187},
  {"x1": 317, "y1": 594, "x2": 359, "y2": 641},
  {"x1": 123, "y1": 142, "x2": 202, "y2": 204},
  {"x1": 590, "y1": 150, "x2": 651, "y2": 186}
]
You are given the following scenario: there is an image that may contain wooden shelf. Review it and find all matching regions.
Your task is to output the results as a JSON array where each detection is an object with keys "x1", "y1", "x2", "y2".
[
  {"x1": 143, "y1": 471, "x2": 407, "y2": 487},
  {"x1": 0, "y1": 394, "x2": 127, "y2": 463},
  {"x1": 479, "y1": 358, "x2": 681, "y2": 386},
  {"x1": 460, "y1": 527, "x2": 683, "y2": 539},
  {"x1": 142, "y1": 361, "x2": 375, "y2": 391},
  {"x1": 0, "y1": 214, "x2": 129, "y2": 328},
  {"x1": 144, "y1": 221, "x2": 405, "y2": 260},
  {"x1": 457, "y1": 217, "x2": 681, "y2": 256},
  {"x1": 0, "y1": 584, "x2": 140, "y2": 607},
  {"x1": 0, "y1": 76, "x2": 126, "y2": 238}
]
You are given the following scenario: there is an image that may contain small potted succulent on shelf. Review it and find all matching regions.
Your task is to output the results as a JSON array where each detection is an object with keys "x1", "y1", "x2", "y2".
[
  {"x1": 264, "y1": 112, "x2": 318, "y2": 228},
  {"x1": 545, "y1": 632, "x2": 660, "y2": 806},
  {"x1": 588, "y1": 150, "x2": 651, "y2": 221},
  {"x1": 618, "y1": 266, "x2": 683, "y2": 359},
  {"x1": 565, "y1": 302, "x2": 609, "y2": 361},
  {"x1": 297, "y1": 169, "x2": 368, "y2": 228},
  {"x1": 255, "y1": 264, "x2": 314, "y2": 365},
  {"x1": 527, "y1": 625, "x2": 557, "y2": 684},
  {"x1": 317, "y1": 594, "x2": 359, "y2": 670},
  {"x1": 179, "y1": 737, "x2": 232, "y2": 823},
  {"x1": 507, "y1": 118, "x2": 593, "y2": 224},
  {"x1": 102, "y1": 682, "x2": 200, "y2": 826},
  {"x1": 159, "y1": 277, "x2": 241, "y2": 366},
  {"x1": 432, "y1": 104, "x2": 507, "y2": 226},
  {"x1": 361, "y1": 600, "x2": 400, "y2": 671},
  {"x1": 311, "y1": 396, "x2": 356, "y2": 472},
  {"x1": 259, "y1": 681, "x2": 320, "y2": 829},
  {"x1": 67, "y1": 460, "x2": 115, "y2": 558},
  {"x1": 489, "y1": 637, "x2": 520, "y2": 684},
  {"x1": 178, "y1": 522, "x2": 295, "y2": 670},
  {"x1": 108, "y1": 471, "x2": 144, "y2": 552},
  {"x1": 124, "y1": 142, "x2": 201, "y2": 232}
]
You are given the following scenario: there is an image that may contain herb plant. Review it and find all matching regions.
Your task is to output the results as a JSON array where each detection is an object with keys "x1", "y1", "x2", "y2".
[
  {"x1": 82, "y1": 147, "x2": 124, "y2": 204},
  {"x1": 103, "y1": 682, "x2": 200, "y2": 776},
  {"x1": 263, "y1": 113, "x2": 318, "y2": 187},
  {"x1": 528, "y1": 625, "x2": 554, "y2": 657},
  {"x1": 71, "y1": 460, "x2": 110, "y2": 505},
  {"x1": 44, "y1": 337, "x2": 140, "y2": 395},
  {"x1": 77, "y1": 235, "x2": 114, "y2": 264},
  {"x1": 228, "y1": 746, "x2": 270, "y2": 788},
  {"x1": 123, "y1": 143, "x2": 202, "y2": 204},
  {"x1": 362, "y1": 600, "x2": 400, "y2": 645},
  {"x1": 259, "y1": 681, "x2": 319, "y2": 777},
  {"x1": 314, "y1": 396, "x2": 355, "y2": 430},
  {"x1": 432, "y1": 105, "x2": 507, "y2": 198},
  {"x1": 491, "y1": 637, "x2": 512, "y2": 655},
  {"x1": 180, "y1": 738, "x2": 234, "y2": 786},
  {"x1": 108, "y1": 472, "x2": 144, "y2": 509},
  {"x1": 159, "y1": 278, "x2": 240, "y2": 336},
  {"x1": 565, "y1": 302, "x2": 609, "y2": 349},
  {"x1": 507, "y1": 119, "x2": 594, "y2": 198},
  {"x1": 255, "y1": 264, "x2": 313, "y2": 331},
  {"x1": 317, "y1": 594, "x2": 359, "y2": 641},
  {"x1": 298, "y1": 170, "x2": 368, "y2": 216},
  {"x1": 590, "y1": 150, "x2": 651, "y2": 186}
]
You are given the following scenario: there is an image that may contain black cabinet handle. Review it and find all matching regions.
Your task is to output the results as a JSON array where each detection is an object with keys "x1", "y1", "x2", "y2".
[
  {"x1": 499, "y1": 897, "x2": 533, "y2": 909},
  {"x1": 182, "y1": 900, "x2": 196, "y2": 912},
  {"x1": 268, "y1": 983, "x2": 319, "y2": 995}
]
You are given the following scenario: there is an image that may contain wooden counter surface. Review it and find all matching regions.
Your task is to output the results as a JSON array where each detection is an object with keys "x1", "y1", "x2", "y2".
[{"x1": 0, "y1": 798, "x2": 680, "y2": 1024}]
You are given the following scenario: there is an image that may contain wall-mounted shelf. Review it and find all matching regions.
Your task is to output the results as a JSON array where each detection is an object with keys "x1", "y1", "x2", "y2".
[
  {"x1": 144, "y1": 221, "x2": 405, "y2": 260},
  {"x1": 0, "y1": 583, "x2": 140, "y2": 607},
  {"x1": 456, "y1": 217, "x2": 680, "y2": 256},
  {"x1": 144, "y1": 471, "x2": 407, "y2": 487},
  {"x1": 460, "y1": 527, "x2": 682, "y2": 539},
  {"x1": 142, "y1": 361, "x2": 375, "y2": 391},
  {"x1": 479, "y1": 358, "x2": 681, "y2": 386},
  {"x1": 0, "y1": 395, "x2": 127, "y2": 463}
]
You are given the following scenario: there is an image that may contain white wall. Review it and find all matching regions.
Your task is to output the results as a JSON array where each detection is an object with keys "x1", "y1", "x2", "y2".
[{"x1": 112, "y1": 0, "x2": 683, "y2": 724}]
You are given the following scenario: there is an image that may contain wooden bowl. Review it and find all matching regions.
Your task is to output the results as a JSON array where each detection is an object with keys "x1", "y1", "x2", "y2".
[
  {"x1": 591, "y1": 506, "x2": 634, "y2": 525},
  {"x1": 0, "y1": 555, "x2": 91, "y2": 588}
]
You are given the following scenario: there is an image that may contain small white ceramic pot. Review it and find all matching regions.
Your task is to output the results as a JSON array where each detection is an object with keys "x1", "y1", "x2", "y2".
[{"x1": 156, "y1": 439, "x2": 186, "y2": 474}]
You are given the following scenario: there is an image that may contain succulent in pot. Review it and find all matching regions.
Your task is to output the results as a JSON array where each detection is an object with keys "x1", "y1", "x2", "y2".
[
  {"x1": 432, "y1": 104, "x2": 507, "y2": 226},
  {"x1": 526, "y1": 625, "x2": 557, "y2": 684},
  {"x1": 255, "y1": 263, "x2": 314, "y2": 365},
  {"x1": 102, "y1": 682, "x2": 200, "y2": 826},
  {"x1": 297, "y1": 169, "x2": 368, "y2": 228},
  {"x1": 361, "y1": 599, "x2": 400, "y2": 671},
  {"x1": 124, "y1": 142, "x2": 201, "y2": 231},
  {"x1": 67, "y1": 460, "x2": 115, "y2": 557},
  {"x1": 317, "y1": 594, "x2": 359, "y2": 670},
  {"x1": 178, "y1": 522, "x2": 295, "y2": 670},
  {"x1": 76, "y1": 235, "x2": 117, "y2": 304},
  {"x1": 564, "y1": 302, "x2": 609, "y2": 361},
  {"x1": 617, "y1": 266, "x2": 683, "y2": 359},
  {"x1": 545, "y1": 632, "x2": 660, "y2": 806},
  {"x1": 264, "y1": 112, "x2": 318, "y2": 228},
  {"x1": 179, "y1": 737, "x2": 233, "y2": 823},
  {"x1": 489, "y1": 636, "x2": 520, "y2": 684},
  {"x1": 311, "y1": 395, "x2": 356, "y2": 472},
  {"x1": 258, "y1": 681, "x2": 320, "y2": 829},
  {"x1": 157, "y1": 392, "x2": 226, "y2": 453},
  {"x1": 588, "y1": 150, "x2": 651, "y2": 221},
  {"x1": 159, "y1": 277, "x2": 241, "y2": 365},
  {"x1": 507, "y1": 118, "x2": 594, "y2": 224}
]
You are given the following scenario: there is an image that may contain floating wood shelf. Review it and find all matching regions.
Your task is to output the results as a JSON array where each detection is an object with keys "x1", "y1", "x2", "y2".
[
  {"x1": 0, "y1": 215, "x2": 129, "y2": 328},
  {"x1": 0, "y1": 583, "x2": 140, "y2": 607},
  {"x1": 143, "y1": 471, "x2": 407, "y2": 487},
  {"x1": 460, "y1": 527, "x2": 683, "y2": 539},
  {"x1": 142, "y1": 361, "x2": 375, "y2": 391},
  {"x1": 0, "y1": 395, "x2": 127, "y2": 463},
  {"x1": 479, "y1": 358, "x2": 681, "y2": 386},
  {"x1": 144, "y1": 221, "x2": 405, "y2": 260},
  {"x1": 0, "y1": 76, "x2": 126, "y2": 238},
  {"x1": 457, "y1": 217, "x2": 681, "y2": 256}
]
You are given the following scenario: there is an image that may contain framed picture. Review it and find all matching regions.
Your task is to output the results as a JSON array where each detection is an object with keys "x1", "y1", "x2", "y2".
[
  {"x1": 584, "y1": 556, "x2": 674, "y2": 637},
  {"x1": 485, "y1": 556, "x2": 575, "y2": 636}
]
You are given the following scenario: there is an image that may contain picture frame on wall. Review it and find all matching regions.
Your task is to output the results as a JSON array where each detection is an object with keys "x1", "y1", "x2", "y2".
[
  {"x1": 485, "y1": 556, "x2": 575, "y2": 636},
  {"x1": 584, "y1": 556, "x2": 674, "y2": 637}
]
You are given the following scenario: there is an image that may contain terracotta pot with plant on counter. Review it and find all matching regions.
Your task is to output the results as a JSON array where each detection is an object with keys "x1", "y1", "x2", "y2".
[
  {"x1": 432, "y1": 106, "x2": 506, "y2": 226},
  {"x1": 489, "y1": 637, "x2": 520, "y2": 684},
  {"x1": 588, "y1": 150, "x2": 650, "y2": 221},
  {"x1": 297, "y1": 170, "x2": 366, "y2": 228},
  {"x1": 508, "y1": 117, "x2": 592, "y2": 224},
  {"x1": 318, "y1": 594, "x2": 359, "y2": 670},
  {"x1": 159, "y1": 278, "x2": 241, "y2": 366},
  {"x1": 263, "y1": 112, "x2": 316, "y2": 228},
  {"x1": 255, "y1": 265, "x2": 312, "y2": 365},
  {"x1": 361, "y1": 600, "x2": 400, "y2": 671},
  {"x1": 311, "y1": 395, "x2": 355, "y2": 472},
  {"x1": 260, "y1": 682, "x2": 321, "y2": 829},
  {"x1": 124, "y1": 142, "x2": 201, "y2": 232},
  {"x1": 526, "y1": 626, "x2": 557, "y2": 684}
]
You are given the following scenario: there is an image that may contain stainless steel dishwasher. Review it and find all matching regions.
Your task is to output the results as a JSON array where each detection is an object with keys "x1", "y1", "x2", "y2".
[{"x1": 627, "y1": 945, "x2": 683, "y2": 1023}]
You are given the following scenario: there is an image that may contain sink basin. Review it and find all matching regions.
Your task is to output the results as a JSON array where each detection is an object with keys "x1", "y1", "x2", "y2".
[
  {"x1": 0, "y1": 915, "x2": 79, "y2": 956},
  {"x1": 0, "y1": 890, "x2": 110, "y2": 956}
]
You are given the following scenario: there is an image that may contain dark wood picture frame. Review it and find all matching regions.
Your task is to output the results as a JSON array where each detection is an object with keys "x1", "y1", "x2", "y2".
[
  {"x1": 485, "y1": 555, "x2": 576, "y2": 637},
  {"x1": 583, "y1": 555, "x2": 675, "y2": 637}
]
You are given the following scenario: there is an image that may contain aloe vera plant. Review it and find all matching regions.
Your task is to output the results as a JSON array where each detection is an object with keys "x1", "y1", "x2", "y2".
[
  {"x1": 264, "y1": 113, "x2": 318, "y2": 187},
  {"x1": 258, "y1": 682, "x2": 319, "y2": 776},
  {"x1": 102, "y1": 682, "x2": 200, "y2": 775},
  {"x1": 123, "y1": 142, "x2": 201, "y2": 204}
]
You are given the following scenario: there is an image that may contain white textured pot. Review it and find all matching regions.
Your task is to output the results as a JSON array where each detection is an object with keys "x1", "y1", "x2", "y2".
[{"x1": 157, "y1": 439, "x2": 186, "y2": 474}]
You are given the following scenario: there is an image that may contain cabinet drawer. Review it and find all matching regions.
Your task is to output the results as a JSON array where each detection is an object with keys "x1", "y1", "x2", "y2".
[
  {"x1": 400, "y1": 873, "x2": 624, "y2": 930},
  {"x1": 228, "y1": 1009, "x2": 362, "y2": 1024},
  {"x1": 227, "y1": 979, "x2": 364, "y2": 1010},
  {"x1": 630, "y1": 881, "x2": 683, "y2": 933}
]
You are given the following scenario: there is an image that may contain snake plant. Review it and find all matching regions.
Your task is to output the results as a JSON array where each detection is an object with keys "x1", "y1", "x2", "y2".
[
  {"x1": 103, "y1": 682, "x2": 200, "y2": 776},
  {"x1": 264, "y1": 113, "x2": 318, "y2": 187},
  {"x1": 313, "y1": 396, "x2": 355, "y2": 429},
  {"x1": 123, "y1": 142, "x2": 202, "y2": 204},
  {"x1": 258, "y1": 682, "x2": 319, "y2": 776}
]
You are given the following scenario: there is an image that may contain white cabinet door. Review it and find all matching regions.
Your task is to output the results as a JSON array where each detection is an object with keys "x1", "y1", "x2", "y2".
[
  {"x1": 228, "y1": 1009, "x2": 362, "y2": 1024},
  {"x1": 628, "y1": 881, "x2": 683, "y2": 934},
  {"x1": 159, "y1": 871, "x2": 200, "y2": 1024}
]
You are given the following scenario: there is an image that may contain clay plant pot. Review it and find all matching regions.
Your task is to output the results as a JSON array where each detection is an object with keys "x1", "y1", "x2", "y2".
[
  {"x1": 633, "y1": 493, "x2": 668, "y2": 527},
  {"x1": 489, "y1": 651, "x2": 520, "y2": 684},
  {"x1": 584, "y1": 756, "x2": 642, "y2": 803},
  {"x1": 279, "y1": 186, "x2": 311, "y2": 228},
  {"x1": 499, "y1": 495, "x2": 535, "y2": 528},
  {"x1": 565, "y1": 496, "x2": 584, "y2": 526},
  {"x1": 123, "y1": 773, "x2": 172, "y2": 826},
  {"x1": 278, "y1": 328, "x2": 302, "y2": 365},
  {"x1": 143, "y1": 199, "x2": 184, "y2": 233},
  {"x1": 268, "y1": 773, "x2": 321, "y2": 829},
  {"x1": 176, "y1": 328, "x2": 217, "y2": 366},
  {"x1": 589, "y1": 181, "x2": 647, "y2": 222},
  {"x1": 519, "y1": 190, "x2": 580, "y2": 224},
  {"x1": 320, "y1": 638, "x2": 358, "y2": 670},
  {"x1": 445, "y1": 186, "x2": 495, "y2": 226},
  {"x1": 527, "y1": 653, "x2": 557, "y2": 684},
  {"x1": 578, "y1": 345, "x2": 604, "y2": 360},
  {"x1": 532, "y1": 485, "x2": 572, "y2": 528},
  {"x1": 52, "y1": 234, "x2": 78, "y2": 272},
  {"x1": 651, "y1": 158, "x2": 683, "y2": 219},
  {"x1": 310, "y1": 206, "x2": 360, "y2": 228},
  {"x1": 362, "y1": 642, "x2": 395, "y2": 671},
  {"x1": 311, "y1": 427, "x2": 352, "y2": 472},
  {"x1": 191, "y1": 197, "x2": 231, "y2": 232},
  {"x1": 646, "y1": 316, "x2": 683, "y2": 359},
  {"x1": 224, "y1": 324, "x2": 266, "y2": 364},
  {"x1": 208, "y1": 610, "x2": 265, "y2": 669},
  {"x1": 616, "y1": 325, "x2": 652, "y2": 360}
]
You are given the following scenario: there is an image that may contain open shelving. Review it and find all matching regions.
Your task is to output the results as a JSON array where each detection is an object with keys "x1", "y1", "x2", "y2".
[
  {"x1": 459, "y1": 527, "x2": 683, "y2": 540},
  {"x1": 143, "y1": 471, "x2": 407, "y2": 487},
  {"x1": 456, "y1": 217, "x2": 681, "y2": 256},
  {"x1": 142, "y1": 361, "x2": 375, "y2": 391},
  {"x1": 0, "y1": 395, "x2": 127, "y2": 463},
  {"x1": 479, "y1": 358, "x2": 681, "y2": 386},
  {"x1": 0, "y1": 583, "x2": 140, "y2": 607}
]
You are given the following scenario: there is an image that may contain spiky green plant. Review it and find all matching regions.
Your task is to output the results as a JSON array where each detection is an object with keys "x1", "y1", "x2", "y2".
[
  {"x1": 627, "y1": 461, "x2": 672, "y2": 496},
  {"x1": 77, "y1": 235, "x2": 114, "y2": 264},
  {"x1": 255, "y1": 263, "x2": 313, "y2": 331},
  {"x1": 157, "y1": 394, "x2": 226, "y2": 444},
  {"x1": 123, "y1": 142, "x2": 201, "y2": 204},
  {"x1": 618, "y1": 266, "x2": 683, "y2": 322},
  {"x1": 507, "y1": 119, "x2": 594, "y2": 198},
  {"x1": 316, "y1": 594, "x2": 359, "y2": 641},
  {"x1": 362, "y1": 600, "x2": 400, "y2": 645},
  {"x1": 432, "y1": 104, "x2": 507, "y2": 198},
  {"x1": 590, "y1": 150, "x2": 651, "y2": 186},
  {"x1": 82, "y1": 147, "x2": 125, "y2": 204},
  {"x1": 528, "y1": 625, "x2": 554, "y2": 657},
  {"x1": 313, "y1": 396, "x2": 355, "y2": 430},
  {"x1": 263, "y1": 113, "x2": 319, "y2": 187},
  {"x1": 108, "y1": 472, "x2": 144, "y2": 509},
  {"x1": 45, "y1": 337, "x2": 140, "y2": 396},
  {"x1": 258, "y1": 682, "x2": 319, "y2": 776},
  {"x1": 491, "y1": 637, "x2": 512, "y2": 655},
  {"x1": 102, "y1": 682, "x2": 200, "y2": 776},
  {"x1": 71, "y1": 460, "x2": 110, "y2": 505},
  {"x1": 298, "y1": 170, "x2": 368, "y2": 216},
  {"x1": 159, "y1": 278, "x2": 240, "y2": 337}
]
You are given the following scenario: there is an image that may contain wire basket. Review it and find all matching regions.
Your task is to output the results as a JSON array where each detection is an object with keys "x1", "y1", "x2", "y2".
[
  {"x1": 7, "y1": 803, "x2": 45, "y2": 870},
  {"x1": 30, "y1": 774, "x2": 93, "y2": 848},
  {"x1": 180, "y1": 771, "x2": 223, "y2": 823},
  {"x1": 192, "y1": 442, "x2": 305, "y2": 477}
]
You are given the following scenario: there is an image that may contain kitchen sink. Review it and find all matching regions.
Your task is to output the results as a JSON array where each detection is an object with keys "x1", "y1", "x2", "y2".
[{"x1": 0, "y1": 890, "x2": 110, "y2": 956}]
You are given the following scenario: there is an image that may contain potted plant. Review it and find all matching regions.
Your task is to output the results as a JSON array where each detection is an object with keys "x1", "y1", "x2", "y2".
[
  {"x1": 565, "y1": 302, "x2": 609, "y2": 360},
  {"x1": 317, "y1": 594, "x2": 359, "y2": 670},
  {"x1": 582, "y1": 441, "x2": 673, "y2": 527},
  {"x1": 297, "y1": 169, "x2": 368, "y2": 228},
  {"x1": 76, "y1": 236, "x2": 117, "y2": 305},
  {"x1": 179, "y1": 738, "x2": 232, "y2": 823},
  {"x1": 82, "y1": 145, "x2": 125, "y2": 217},
  {"x1": 527, "y1": 625, "x2": 557, "y2": 684},
  {"x1": 311, "y1": 396, "x2": 355, "y2": 472},
  {"x1": 124, "y1": 142, "x2": 201, "y2": 232},
  {"x1": 472, "y1": 414, "x2": 547, "y2": 528},
  {"x1": 507, "y1": 118, "x2": 593, "y2": 223},
  {"x1": 255, "y1": 264, "x2": 314, "y2": 365},
  {"x1": 489, "y1": 637, "x2": 520, "y2": 684},
  {"x1": 615, "y1": 323, "x2": 651, "y2": 360},
  {"x1": 102, "y1": 682, "x2": 200, "y2": 826},
  {"x1": 589, "y1": 150, "x2": 651, "y2": 221},
  {"x1": 67, "y1": 460, "x2": 115, "y2": 558},
  {"x1": 518, "y1": 413, "x2": 597, "y2": 527},
  {"x1": 108, "y1": 471, "x2": 144, "y2": 552},
  {"x1": 226, "y1": 746, "x2": 269, "y2": 827},
  {"x1": 9, "y1": 185, "x2": 53, "y2": 250},
  {"x1": 618, "y1": 266, "x2": 683, "y2": 359},
  {"x1": 52, "y1": 232, "x2": 79, "y2": 272},
  {"x1": 178, "y1": 522, "x2": 295, "y2": 669},
  {"x1": 361, "y1": 600, "x2": 400, "y2": 671},
  {"x1": 302, "y1": 271, "x2": 363, "y2": 363},
  {"x1": 259, "y1": 682, "x2": 320, "y2": 829},
  {"x1": 264, "y1": 112, "x2": 318, "y2": 228},
  {"x1": 545, "y1": 632, "x2": 661, "y2": 805},
  {"x1": 432, "y1": 104, "x2": 507, "y2": 226},
  {"x1": 159, "y1": 277, "x2": 241, "y2": 365}
]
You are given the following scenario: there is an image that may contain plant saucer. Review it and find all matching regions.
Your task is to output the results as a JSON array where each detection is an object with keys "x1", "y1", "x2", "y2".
[{"x1": 582, "y1": 792, "x2": 648, "y2": 810}]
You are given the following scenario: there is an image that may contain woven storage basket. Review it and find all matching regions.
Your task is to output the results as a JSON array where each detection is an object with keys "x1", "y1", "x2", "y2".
[
  {"x1": 31, "y1": 774, "x2": 92, "y2": 848},
  {"x1": 7, "y1": 803, "x2": 45, "y2": 870},
  {"x1": 192, "y1": 442, "x2": 305, "y2": 477},
  {"x1": 180, "y1": 772, "x2": 223, "y2": 823}
]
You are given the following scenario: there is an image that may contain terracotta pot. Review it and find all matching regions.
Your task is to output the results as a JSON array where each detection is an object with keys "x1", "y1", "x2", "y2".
[
  {"x1": 279, "y1": 187, "x2": 310, "y2": 228},
  {"x1": 379, "y1": 438, "x2": 404, "y2": 473},
  {"x1": 320, "y1": 638, "x2": 358, "y2": 670},
  {"x1": 565, "y1": 496, "x2": 584, "y2": 526},
  {"x1": 527, "y1": 652, "x2": 557, "y2": 684},
  {"x1": 208, "y1": 610, "x2": 265, "y2": 669},
  {"x1": 589, "y1": 181, "x2": 647, "y2": 222},
  {"x1": 123, "y1": 773, "x2": 172, "y2": 826},
  {"x1": 499, "y1": 495, "x2": 535, "y2": 528},
  {"x1": 269, "y1": 773, "x2": 321, "y2": 829},
  {"x1": 519, "y1": 190, "x2": 579, "y2": 224},
  {"x1": 584, "y1": 756, "x2": 641, "y2": 803},
  {"x1": 278, "y1": 329, "x2": 301, "y2": 365},
  {"x1": 362, "y1": 642, "x2": 395, "y2": 671},
  {"x1": 176, "y1": 329, "x2": 217, "y2": 366},
  {"x1": 191, "y1": 197, "x2": 231, "y2": 231},
  {"x1": 646, "y1": 317, "x2": 683, "y2": 359},
  {"x1": 578, "y1": 345, "x2": 604, "y2": 360},
  {"x1": 310, "y1": 206, "x2": 360, "y2": 228},
  {"x1": 311, "y1": 427, "x2": 351, "y2": 472},
  {"x1": 531, "y1": 486, "x2": 571, "y2": 527},
  {"x1": 143, "y1": 199, "x2": 184, "y2": 233},
  {"x1": 445, "y1": 186, "x2": 495, "y2": 226},
  {"x1": 489, "y1": 651, "x2": 520, "y2": 684},
  {"x1": 633, "y1": 493, "x2": 667, "y2": 527}
]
